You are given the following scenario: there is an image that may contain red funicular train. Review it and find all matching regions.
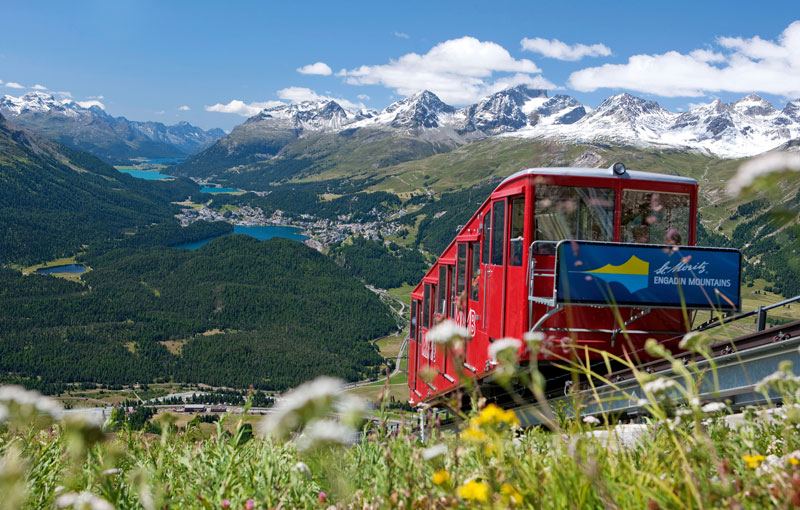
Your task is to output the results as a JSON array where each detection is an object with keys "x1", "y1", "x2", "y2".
[{"x1": 407, "y1": 163, "x2": 718, "y2": 405}]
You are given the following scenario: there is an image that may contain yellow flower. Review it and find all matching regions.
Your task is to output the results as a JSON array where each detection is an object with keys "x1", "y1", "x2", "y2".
[
  {"x1": 501, "y1": 483, "x2": 523, "y2": 505},
  {"x1": 475, "y1": 404, "x2": 520, "y2": 428},
  {"x1": 460, "y1": 425, "x2": 488, "y2": 443},
  {"x1": 457, "y1": 480, "x2": 489, "y2": 502},
  {"x1": 789, "y1": 457, "x2": 800, "y2": 466},
  {"x1": 743, "y1": 454, "x2": 766, "y2": 468},
  {"x1": 432, "y1": 469, "x2": 451, "y2": 486}
]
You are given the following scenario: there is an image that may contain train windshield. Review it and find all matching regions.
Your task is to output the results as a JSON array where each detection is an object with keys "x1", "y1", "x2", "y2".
[
  {"x1": 621, "y1": 190, "x2": 690, "y2": 245},
  {"x1": 534, "y1": 185, "x2": 615, "y2": 242}
]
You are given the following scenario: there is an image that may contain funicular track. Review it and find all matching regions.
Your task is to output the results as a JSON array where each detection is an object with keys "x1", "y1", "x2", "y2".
[{"x1": 427, "y1": 296, "x2": 800, "y2": 431}]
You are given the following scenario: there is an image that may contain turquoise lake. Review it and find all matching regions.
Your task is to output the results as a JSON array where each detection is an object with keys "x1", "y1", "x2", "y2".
[
  {"x1": 174, "y1": 225, "x2": 307, "y2": 250},
  {"x1": 118, "y1": 169, "x2": 174, "y2": 180},
  {"x1": 200, "y1": 186, "x2": 239, "y2": 193}
]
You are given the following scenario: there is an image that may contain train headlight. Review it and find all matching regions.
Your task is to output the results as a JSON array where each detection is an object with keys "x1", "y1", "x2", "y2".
[{"x1": 611, "y1": 162, "x2": 627, "y2": 176}]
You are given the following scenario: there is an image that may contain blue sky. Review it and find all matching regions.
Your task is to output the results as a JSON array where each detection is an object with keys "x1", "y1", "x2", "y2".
[{"x1": 2, "y1": 1, "x2": 799, "y2": 130}]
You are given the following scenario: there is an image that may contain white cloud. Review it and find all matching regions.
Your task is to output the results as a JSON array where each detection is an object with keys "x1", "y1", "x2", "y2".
[
  {"x1": 339, "y1": 36, "x2": 551, "y2": 104},
  {"x1": 6, "y1": 82, "x2": 23, "y2": 89},
  {"x1": 205, "y1": 99, "x2": 285, "y2": 117},
  {"x1": 53, "y1": 91, "x2": 72, "y2": 98},
  {"x1": 297, "y1": 62, "x2": 333, "y2": 76},
  {"x1": 178, "y1": 105, "x2": 191, "y2": 111},
  {"x1": 276, "y1": 86, "x2": 365, "y2": 111},
  {"x1": 32, "y1": 84, "x2": 47, "y2": 90},
  {"x1": 0, "y1": 80, "x2": 3, "y2": 85},
  {"x1": 568, "y1": 20, "x2": 800, "y2": 98},
  {"x1": 154, "y1": 110, "x2": 165, "y2": 115},
  {"x1": 520, "y1": 37, "x2": 611, "y2": 61},
  {"x1": 74, "y1": 100, "x2": 105, "y2": 109},
  {"x1": 357, "y1": 94, "x2": 370, "y2": 101},
  {"x1": 394, "y1": 31, "x2": 409, "y2": 39}
]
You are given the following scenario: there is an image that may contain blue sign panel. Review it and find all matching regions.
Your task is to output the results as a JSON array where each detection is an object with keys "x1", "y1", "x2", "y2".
[{"x1": 556, "y1": 241, "x2": 741, "y2": 310}]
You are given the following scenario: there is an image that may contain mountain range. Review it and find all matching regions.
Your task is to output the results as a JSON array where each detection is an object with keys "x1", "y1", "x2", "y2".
[
  {"x1": 0, "y1": 92, "x2": 226, "y2": 164},
  {"x1": 171, "y1": 85, "x2": 800, "y2": 187}
]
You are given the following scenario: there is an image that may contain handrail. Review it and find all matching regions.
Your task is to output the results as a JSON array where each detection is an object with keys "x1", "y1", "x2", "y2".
[{"x1": 697, "y1": 294, "x2": 800, "y2": 332}]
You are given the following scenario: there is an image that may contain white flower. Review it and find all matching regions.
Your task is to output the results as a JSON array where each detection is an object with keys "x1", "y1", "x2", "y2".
[
  {"x1": 296, "y1": 418, "x2": 357, "y2": 451},
  {"x1": 427, "y1": 320, "x2": 470, "y2": 345},
  {"x1": 488, "y1": 337, "x2": 523, "y2": 362},
  {"x1": 524, "y1": 331, "x2": 545, "y2": 348},
  {"x1": 755, "y1": 370, "x2": 789, "y2": 393},
  {"x1": 702, "y1": 402, "x2": 726, "y2": 414},
  {"x1": 643, "y1": 378, "x2": 676, "y2": 394},
  {"x1": 728, "y1": 152, "x2": 800, "y2": 196},
  {"x1": 636, "y1": 399, "x2": 649, "y2": 407},
  {"x1": 101, "y1": 468, "x2": 121, "y2": 476},
  {"x1": 0, "y1": 385, "x2": 63, "y2": 420},
  {"x1": 55, "y1": 492, "x2": 115, "y2": 510},
  {"x1": 678, "y1": 331, "x2": 712, "y2": 353},
  {"x1": 421, "y1": 443, "x2": 447, "y2": 461},
  {"x1": 258, "y1": 376, "x2": 344, "y2": 438},
  {"x1": 582, "y1": 415, "x2": 600, "y2": 425},
  {"x1": 0, "y1": 404, "x2": 7, "y2": 423},
  {"x1": 292, "y1": 461, "x2": 311, "y2": 478}
]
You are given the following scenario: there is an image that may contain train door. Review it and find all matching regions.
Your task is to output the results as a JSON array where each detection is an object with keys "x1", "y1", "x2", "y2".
[
  {"x1": 467, "y1": 241, "x2": 486, "y2": 371},
  {"x1": 479, "y1": 210, "x2": 491, "y2": 335},
  {"x1": 504, "y1": 196, "x2": 526, "y2": 338},
  {"x1": 408, "y1": 299, "x2": 419, "y2": 394},
  {"x1": 485, "y1": 199, "x2": 506, "y2": 340}
]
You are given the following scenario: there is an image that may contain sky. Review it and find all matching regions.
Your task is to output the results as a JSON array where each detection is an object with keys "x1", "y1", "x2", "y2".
[{"x1": 1, "y1": 1, "x2": 799, "y2": 131}]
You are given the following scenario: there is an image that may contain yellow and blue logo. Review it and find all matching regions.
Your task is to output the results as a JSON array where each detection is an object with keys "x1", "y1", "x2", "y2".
[{"x1": 581, "y1": 255, "x2": 649, "y2": 294}]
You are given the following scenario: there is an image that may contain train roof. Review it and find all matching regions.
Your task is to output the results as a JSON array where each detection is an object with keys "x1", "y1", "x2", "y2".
[{"x1": 499, "y1": 166, "x2": 698, "y2": 189}]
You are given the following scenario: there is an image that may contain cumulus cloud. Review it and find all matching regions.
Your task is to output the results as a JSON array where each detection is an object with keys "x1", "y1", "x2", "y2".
[
  {"x1": 297, "y1": 62, "x2": 333, "y2": 76},
  {"x1": 178, "y1": 105, "x2": 191, "y2": 111},
  {"x1": 520, "y1": 37, "x2": 611, "y2": 61},
  {"x1": 357, "y1": 94, "x2": 370, "y2": 101},
  {"x1": 31, "y1": 84, "x2": 47, "y2": 90},
  {"x1": 276, "y1": 86, "x2": 365, "y2": 110},
  {"x1": 205, "y1": 99, "x2": 285, "y2": 117},
  {"x1": 568, "y1": 20, "x2": 800, "y2": 97},
  {"x1": 6, "y1": 82, "x2": 23, "y2": 89},
  {"x1": 394, "y1": 31, "x2": 409, "y2": 39},
  {"x1": 53, "y1": 91, "x2": 73, "y2": 98},
  {"x1": 339, "y1": 36, "x2": 553, "y2": 104}
]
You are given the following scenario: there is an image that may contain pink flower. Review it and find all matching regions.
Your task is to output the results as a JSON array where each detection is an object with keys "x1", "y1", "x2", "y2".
[
  {"x1": 245, "y1": 499, "x2": 255, "y2": 510},
  {"x1": 221, "y1": 500, "x2": 230, "y2": 508},
  {"x1": 318, "y1": 492, "x2": 327, "y2": 504}
]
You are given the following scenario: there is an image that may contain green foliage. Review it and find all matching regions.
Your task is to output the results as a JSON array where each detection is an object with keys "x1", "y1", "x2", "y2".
[
  {"x1": 328, "y1": 236, "x2": 428, "y2": 289},
  {"x1": 0, "y1": 236, "x2": 394, "y2": 390}
]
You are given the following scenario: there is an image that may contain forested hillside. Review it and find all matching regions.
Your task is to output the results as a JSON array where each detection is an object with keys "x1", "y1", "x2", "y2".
[
  {"x1": 328, "y1": 236, "x2": 429, "y2": 289},
  {"x1": 0, "y1": 114, "x2": 202, "y2": 265},
  {"x1": 0, "y1": 236, "x2": 393, "y2": 391}
]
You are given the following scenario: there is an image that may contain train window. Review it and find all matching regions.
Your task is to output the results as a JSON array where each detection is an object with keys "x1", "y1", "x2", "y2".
[
  {"x1": 438, "y1": 266, "x2": 447, "y2": 316},
  {"x1": 456, "y1": 244, "x2": 466, "y2": 310},
  {"x1": 449, "y1": 265, "x2": 456, "y2": 318},
  {"x1": 423, "y1": 284, "x2": 431, "y2": 329},
  {"x1": 508, "y1": 197, "x2": 525, "y2": 266},
  {"x1": 622, "y1": 191, "x2": 690, "y2": 245},
  {"x1": 481, "y1": 210, "x2": 491, "y2": 264},
  {"x1": 535, "y1": 186, "x2": 615, "y2": 242},
  {"x1": 491, "y1": 201, "x2": 505, "y2": 265},
  {"x1": 470, "y1": 242, "x2": 480, "y2": 301},
  {"x1": 410, "y1": 300, "x2": 418, "y2": 341}
]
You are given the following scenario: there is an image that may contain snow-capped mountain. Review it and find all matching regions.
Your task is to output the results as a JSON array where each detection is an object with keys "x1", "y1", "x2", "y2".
[
  {"x1": 0, "y1": 92, "x2": 225, "y2": 163},
  {"x1": 246, "y1": 100, "x2": 355, "y2": 132}
]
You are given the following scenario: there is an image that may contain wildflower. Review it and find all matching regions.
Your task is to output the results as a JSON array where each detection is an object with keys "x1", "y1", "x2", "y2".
[
  {"x1": 524, "y1": 331, "x2": 545, "y2": 350},
  {"x1": 221, "y1": 500, "x2": 230, "y2": 508},
  {"x1": 582, "y1": 415, "x2": 600, "y2": 425},
  {"x1": 422, "y1": 443, "x2": 447, "y2": 461},
  {"x1": 295, "y1": 419, "x2": 357, "y2": 451},
  {"x1": 245, "y1": 500, "x2": 255, "y2": 510},
  {"x1": 474, "y1": 403, "x2": 520, "y2": 428},
  {"x1": 643, "y1": 377, "x2": 676, "y2": 394},
  {"x1": 488, "y1": 338, "x2": 522, "y2": 362},
  {"x1": 701, "y1": 402, "x2": 726, "y2": 414},
  {"x1": 791, "y1": 457, "x2": 800, "y2": 466},
  {"x1": 101, "y1": 468, "x2": 121, "y2": 476},
  {"x1": 501, "y1": 483, "x2": 523, "y2": 505},
  {"x1": 0, "y1": 385, "x2": 63, "y2": 421},
  {"x1": 334, "y1": 393, "x2": 371, "y2": 428},
  {"x1": 432, "y1": 469, "x2": 451, "y2": 486},
  {"x1": 54, "y1": 492, "x2": 114, "y2": 510},
  {"x1": 427, "y1": 320, "x2": 470, "y2": 345},
  {"x1": 644, "y1": 338, "x2": 670, "y2": 358},
  {"x1": 678, "y1": 331, "x2": 713, "y2": 353},
  {"x1": 460, "y1": 426, "x2": 488, "y2": 443},
  {"x1": 744, "y1": 454, "x2": 766, "y2": 468},
  {"x1": 318, "y1": 492, "x2": 327, "y2": 504},
  {"x1": 258, "y1": 376, "x2": 344, "y2": 438},
  {"x1": 292, "y1": 461, "x2": 311, "y2": 478},
  {"x1": 457, "y1": 479, "x2": 489, "y2": 502},
  {"x1": 728, "y1": 151, "x2": 800, "y2": 196}
]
